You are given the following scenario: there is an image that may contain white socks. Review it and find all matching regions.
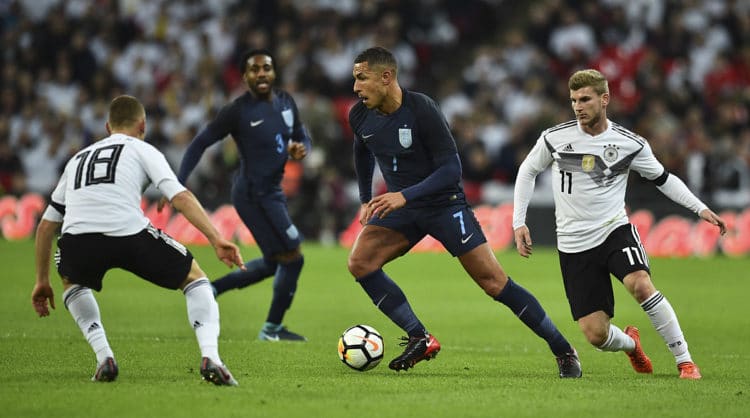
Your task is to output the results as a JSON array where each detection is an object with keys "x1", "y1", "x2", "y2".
[
  {"x1": 63, "y1": 285, "x2": 114, "y2": 365},
  {"x1": 641, "y1": 291, "x2": 692, "y2": 364},
  {"x1": 183, "y1": 278, "x2": 222, "y2": 364},
  {"x1": 597, "y1": 324, "x2": 636, "y2": 352},
  {"x1": 64, "y1": 279, "x2": 224, "y2": 368},
  {"x1": 598, "y1": 292, "x2": 693, "y2": 364}
]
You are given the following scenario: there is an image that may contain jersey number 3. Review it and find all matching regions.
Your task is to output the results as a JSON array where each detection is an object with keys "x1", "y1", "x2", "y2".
[{"x1": 73, "y1": 144, "x2": 124, "y2": 189}]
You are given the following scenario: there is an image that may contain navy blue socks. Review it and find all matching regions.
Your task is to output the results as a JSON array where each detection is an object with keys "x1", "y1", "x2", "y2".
[
  {"x1": 494, "y1": 277, "x2": 573, "y2": 356},
  {"x1": 212, "y1": 257, "x2": 277, "y2": 295},
  {"x1": 358, "y1": 269, "x2": 426, "y2": 337},
  {"x1": 266, "y1": 255, "x2": 304, "y2": 324}
]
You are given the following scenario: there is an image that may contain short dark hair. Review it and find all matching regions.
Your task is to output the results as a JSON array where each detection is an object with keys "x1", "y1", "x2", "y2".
[
  {"x1": 354, "y1": 46, "x2": 398, "y2": 75},
  {"x1": 240, "y1": 48, "x2": 275, "y2": 73},
  {"x1": 108, "y1": 95, "x2": 144, "y2": 129}
]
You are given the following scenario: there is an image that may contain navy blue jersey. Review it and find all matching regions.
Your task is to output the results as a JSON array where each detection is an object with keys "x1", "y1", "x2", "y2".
[
  {"x1": 178, "y1": 89, "x2": 311, "y2": 195},
  {"x1": 349, "y1": 89, "x2": 464, "y2": 207}
]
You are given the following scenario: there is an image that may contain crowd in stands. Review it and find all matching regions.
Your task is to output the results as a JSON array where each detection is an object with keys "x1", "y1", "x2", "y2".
[{"x1": 1, "y1": 0, "x2": 749, "y2": 243}]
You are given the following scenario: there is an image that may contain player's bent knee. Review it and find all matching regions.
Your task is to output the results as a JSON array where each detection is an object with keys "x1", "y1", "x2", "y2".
[
  {"x1": 347, "y1": 257, "x2": 364, "y2": 277},
  {"x1": 347, "y1": 256, "x2": 375, "y2": 279},
  {"x1": 578, "y1": 317, "x2": 609, "y2": 346},
  {"x1": 579, "y1": 324, "x2": 608, "y2": 346},
  {"x1": 479, "y1": 280, "x2": 503, "y2": 298},
  {"x1": 623, "y1": 270, "x2": 655, "y2": 302},
  {"x1": 61, "y1": 277, "x2": 76, "y2": 291},
  {"x1": 585, "y1": 331, "x2": 608, "y2": 347},
  {"x1": 275, "y1": 249, "x2": 303, "y2": 264},
  {"x1": 468, "y1": 269, "x2": 507, "y2": 298},
  {"x1": 180, "y1": 260, "x2": 207, "y2": 289}
]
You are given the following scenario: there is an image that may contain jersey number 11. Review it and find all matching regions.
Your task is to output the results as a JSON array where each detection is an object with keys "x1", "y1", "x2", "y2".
[{"x1": 560, "y1": 170, "x2": 572, "y2": 194}]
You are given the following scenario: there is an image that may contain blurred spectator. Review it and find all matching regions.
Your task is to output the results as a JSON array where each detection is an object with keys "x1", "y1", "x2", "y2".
[
  {"x1": 68, "y1": 29, "x2": 97, "y2": 85},
  {"x1": 371, "y1": 11, "x2": 419, "y2": 88},
  {"x1": 0, "y1": 0, "x2": 748, "y2": 241},
  {"x1": 37, "y1": 60, "x2": 80, "y2": 117},
  {"x1": 548, "y1": 7, "x2": 598, "y2": 61},
  {"x1": 453, "y1": 114, "x2": 493, "y2": 204},
  {"x1": 18, "y1": 114, "x2": 69, "y2": 195},
  {"x1": 438, "y1": 78, "x2": 473, "y2": 125},
  {"x1": 702, "y1": 135, "x2": 750, "y2": 209},
  {"x1": 0, "y1": 121, "x2": 26, "y2": 196}
]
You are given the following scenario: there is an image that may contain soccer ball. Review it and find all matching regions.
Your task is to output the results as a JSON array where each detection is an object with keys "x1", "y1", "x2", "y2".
[{"x1": 337, "y1": 324, "x2": 384, "y2": 371}]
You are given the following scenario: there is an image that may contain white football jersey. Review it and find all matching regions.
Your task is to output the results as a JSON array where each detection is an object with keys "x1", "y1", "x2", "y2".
[
  {"x1": 43, "y1": 133, "x2": 186, "y2": 236},
  {"x1": 513, "y1": 119, "x2": 665, "y2": 253}
]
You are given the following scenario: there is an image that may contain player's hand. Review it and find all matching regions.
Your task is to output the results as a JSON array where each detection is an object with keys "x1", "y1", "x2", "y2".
[
  {"x1": 358, "y1": 203, "x2": 371, "y2": 226},
  {"x1": 288, "y1": 142, "x2": 307, "y2": 160},
  {"x1": 367, "y1": 192, "x2": 406, "y2": 220},
  {"x1": 699, "y1": 208, "x2": 727, "y2": 236},
  {"x1": 157, "y1": 196, "x2": 170, "y2": 212},
  {"x1": 31, "y1": 282, "x2": 55, "y2": 317},
  {"x1": 514, "y1": 225, "x2": 533, "y2": 258},
  {"x1": 213, "y1": 239, "x2": 246, "y2": 270}
]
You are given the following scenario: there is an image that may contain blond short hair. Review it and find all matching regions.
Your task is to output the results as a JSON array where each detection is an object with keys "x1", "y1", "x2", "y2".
[{"x1": 568, "y1": 69, "x2": 609, "y2": 95}]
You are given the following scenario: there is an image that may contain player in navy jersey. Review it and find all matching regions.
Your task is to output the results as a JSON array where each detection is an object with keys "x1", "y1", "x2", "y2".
[
  {"x1": 347, "y1": 46, "x2": 581, "y2": 377},
  {"x1": 176, "y1": 49, "x2": 311, "y2": 342},
  {"x1": 32, "y1": 95, "x2": 244, "y2": 385},
  {"x1": 513, "y1": 69, "x2": 727, "y2": 379}
]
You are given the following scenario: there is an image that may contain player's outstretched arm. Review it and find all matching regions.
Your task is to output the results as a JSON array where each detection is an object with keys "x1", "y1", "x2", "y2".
[
  {"x1": 513, "y1": 225, "x2": 533, "y2": 258},
  {"x1": 699, "y1": 208, "x2": 728, "y2": 236},
  {"x1": 32, "y1": 218, "x2": 61, "y2": 317},
  {"x1": 654, "y1": 173, "x2": 728, "y2": 236},
  {"x1": 170, "y1": 190, "x2": 245, "y2": 269}
]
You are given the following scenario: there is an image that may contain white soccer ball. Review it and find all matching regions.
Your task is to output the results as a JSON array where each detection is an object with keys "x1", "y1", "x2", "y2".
[{"x1": 337, "y1": 324, "x2": 384, "y2": 371}]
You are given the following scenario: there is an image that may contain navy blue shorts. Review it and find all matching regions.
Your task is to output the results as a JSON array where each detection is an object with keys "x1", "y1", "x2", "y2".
[
  {"x1": 558, "y1": 223, "x2": 650, "y2": 320},
  {"x1": 232, "y1": 182, "x2": 301, "y2": 257},
  {"x1": 368, "y1": 202, "x2": 486, "y2": 256},
  {"x1": 56, "y1": 224, "x2": 193, "y2": 291}
]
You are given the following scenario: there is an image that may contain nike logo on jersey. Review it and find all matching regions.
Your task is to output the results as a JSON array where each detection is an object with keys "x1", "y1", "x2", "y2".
[
  {"x1": 251, "y1": 119, "x2": 264, "y2": 127},
  {"x1": 362, "y1": 133, "x2": 375, "y2": 139},
  {"x1": 461, "y1": 233, "x2": 474, "y2": 244}
]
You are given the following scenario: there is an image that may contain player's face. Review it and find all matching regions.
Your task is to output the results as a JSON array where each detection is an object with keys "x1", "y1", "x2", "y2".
[
  {"x1": 244, "y1": 55, "x2": 275, "y2": 98},
  {"x1": 570, "y1": 86, "x2": 608, "y2": 130},
  {"x1": 352, "y1": 62, "x2": 387, "y2": 111}
]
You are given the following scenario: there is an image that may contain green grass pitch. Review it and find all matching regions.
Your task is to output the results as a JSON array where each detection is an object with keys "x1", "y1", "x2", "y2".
[{"x1": 1, "y1": 239, "x2": 748, "y2": 418}]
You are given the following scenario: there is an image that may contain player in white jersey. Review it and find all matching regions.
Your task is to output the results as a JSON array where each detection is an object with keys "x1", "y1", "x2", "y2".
[
  {"x1": 31, "y1": 95, "x2": 245, "y2": 385},
  {"x1": 512, "y1": 69, "x2": 727, "y2": 380}
]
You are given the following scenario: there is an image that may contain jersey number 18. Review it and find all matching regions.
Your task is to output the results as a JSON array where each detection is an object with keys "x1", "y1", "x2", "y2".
[{"x1": 72, "y1": 144, "x2": 124, "y2": 189}]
